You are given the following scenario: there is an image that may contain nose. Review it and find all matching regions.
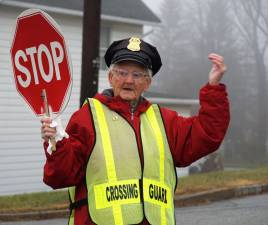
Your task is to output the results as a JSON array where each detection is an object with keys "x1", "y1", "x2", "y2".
[{"x1": 124, "y1": 73, "x2": 135, "y2": 83}]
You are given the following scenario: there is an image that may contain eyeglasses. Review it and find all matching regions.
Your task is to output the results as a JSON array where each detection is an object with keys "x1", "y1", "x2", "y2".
[{"x1": 112, "y1": 68, "x2": 149, "y2": 80}]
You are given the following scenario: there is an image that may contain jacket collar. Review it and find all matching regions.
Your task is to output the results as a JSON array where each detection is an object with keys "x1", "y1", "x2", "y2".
[{"x1": 94, "y1": 89, "x2": 151, "y2": 116}]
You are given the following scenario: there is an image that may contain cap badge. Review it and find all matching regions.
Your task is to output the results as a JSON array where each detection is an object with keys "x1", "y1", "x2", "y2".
[{"x1": 127, "y1": 37, "x2": 141, "y2": 51}]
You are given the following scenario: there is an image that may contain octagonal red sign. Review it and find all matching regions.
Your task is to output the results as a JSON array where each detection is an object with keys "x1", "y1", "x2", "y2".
[{"x1": 10, "y1": 9, "x2": 72, "y2": 116}]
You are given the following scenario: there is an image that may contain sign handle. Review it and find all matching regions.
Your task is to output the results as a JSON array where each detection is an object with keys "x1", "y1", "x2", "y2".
[{"x1": 41, "y1": 89, "x2": 56, "y2": 151}]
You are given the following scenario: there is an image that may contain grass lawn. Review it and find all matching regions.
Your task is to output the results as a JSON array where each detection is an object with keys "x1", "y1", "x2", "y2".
[
  {"x1": 0, "y1": 190, "x2": 69, "y2": 213},
  {"x1": 175, "y1": 166, "x2": 268, "y2": 195},
  {"x1": 1, "y1": 166, "x2": 268, "y2": 213}
]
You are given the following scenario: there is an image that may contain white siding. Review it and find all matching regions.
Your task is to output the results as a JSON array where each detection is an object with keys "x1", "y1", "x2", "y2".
[
  {"x1": 0, "y1": 6, "x2": 82, "y2": 195},
  {"x1": 110, "y1": 23, "x2": 143, "y2": 42},
  {"x1": 98, "y1": 70, "x2": 109, "y2": 92},
  {"x1": 0, "y1": 6, "x2": 144, "y2": 196}
]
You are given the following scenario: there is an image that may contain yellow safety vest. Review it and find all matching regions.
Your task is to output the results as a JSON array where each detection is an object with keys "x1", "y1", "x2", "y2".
[
  {"x1": 69, "y1": 98, "x2": 176, "y2": 225},
  {"x1": 68, "y1": 186, "x2": 75, "y2": 225},
  {"x1": 141, "y1": 102, "x2": 176, "y2": 225}
]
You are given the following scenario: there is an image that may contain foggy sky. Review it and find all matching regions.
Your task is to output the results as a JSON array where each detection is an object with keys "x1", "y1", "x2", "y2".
[{"x1": 142, "y1": 0, "x2": 162, "y2": 15}]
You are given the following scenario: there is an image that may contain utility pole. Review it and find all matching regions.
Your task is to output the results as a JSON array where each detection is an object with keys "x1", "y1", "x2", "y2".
[{"x1": 80, "y1": 0, "x2": 101, "y2": 107}]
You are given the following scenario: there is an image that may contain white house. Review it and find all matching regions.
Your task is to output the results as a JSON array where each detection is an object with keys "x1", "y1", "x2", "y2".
[{"x1": 0, "y1": 0, "x2": 197, "y2": 195}]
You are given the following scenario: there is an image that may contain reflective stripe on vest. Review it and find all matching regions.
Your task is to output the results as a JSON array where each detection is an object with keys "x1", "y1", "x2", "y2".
[
  {"x1": 94, "y1": 179, "x2": 140, "y2": 209},
  {"x1": 86, "y1": 99, "x2": 176, "y2": 225},
  {"x1": 141, "y1": 104, "x2": 176, "y2": 225},
  {"x1": 86, "y1": 99, "x2": 143, "y2": 225},
  {"x1": 68, "y1": 186, "x2": 76, "y2": 225}
]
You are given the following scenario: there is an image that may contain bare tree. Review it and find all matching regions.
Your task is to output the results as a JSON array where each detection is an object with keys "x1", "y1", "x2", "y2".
[
  {"x1": 231, "y1": 0, "x2": 268, "y2": 163},
  {"x1": 150, "y1": 0, "x2": 195, "y2": 97},
  {"x1": 151, "y1": 0, "x2": 265, "y2": 166},
  {"x1": 187, "y1": 0, "x2": 240, "y2": 87}
]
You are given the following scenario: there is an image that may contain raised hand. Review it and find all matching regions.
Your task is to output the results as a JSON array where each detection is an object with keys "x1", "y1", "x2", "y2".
[{"x1": 208, "y1": 53, "x2": 227, "y2": 85}]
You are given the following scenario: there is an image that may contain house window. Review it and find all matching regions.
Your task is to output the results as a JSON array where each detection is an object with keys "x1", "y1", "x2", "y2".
[{"x1": 100, "y1": 26, "x2": 110, "y2": 70}]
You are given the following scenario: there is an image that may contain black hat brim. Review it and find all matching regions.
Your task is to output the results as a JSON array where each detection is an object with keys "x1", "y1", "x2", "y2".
[{"x1": 111, "y1": 49, "x2": 152, "y2": 70}]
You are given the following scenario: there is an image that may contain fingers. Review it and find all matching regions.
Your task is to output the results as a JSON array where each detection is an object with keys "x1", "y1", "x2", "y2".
[
  {"x1": 208, "y1": 53, "x2": 223, "y2": 61},
  {"x1": 208, "y1": 53, "x2": 227, "y2": 85},
  {"x1": 41, "y1": 126, "x2": 56, "y2": 141},
  {"x1": 41, "y1": 117, "x2": 56, "y2": 141},
  {"x1": 208, "y1": 53, "x2": 227, "y2": 73}
]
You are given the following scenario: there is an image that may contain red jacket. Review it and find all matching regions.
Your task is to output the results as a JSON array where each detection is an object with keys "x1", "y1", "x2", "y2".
[{"x1": 43, "y1": 83, "x2": 230, "y2": 225}]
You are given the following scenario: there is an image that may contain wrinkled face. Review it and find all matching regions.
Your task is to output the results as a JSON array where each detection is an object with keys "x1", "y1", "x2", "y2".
[{"x1": 108, "y1": 61, "x2": 151, "y2": 101}]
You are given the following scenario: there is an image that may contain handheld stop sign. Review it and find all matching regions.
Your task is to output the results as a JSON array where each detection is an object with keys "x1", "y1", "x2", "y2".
[{"x1": 10, "y1": 9, "x2": 73, "y2": 150}]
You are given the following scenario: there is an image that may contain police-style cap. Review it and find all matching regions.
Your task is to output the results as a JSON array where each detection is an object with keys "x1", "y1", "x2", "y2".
[{"x1": 104, "y1": 37, "x2": 162, "y2": 76}]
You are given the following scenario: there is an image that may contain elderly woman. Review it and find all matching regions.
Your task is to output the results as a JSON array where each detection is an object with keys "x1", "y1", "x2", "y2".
[{"x1": 41, "y1": 37, "x2": 229, "y2": 225}]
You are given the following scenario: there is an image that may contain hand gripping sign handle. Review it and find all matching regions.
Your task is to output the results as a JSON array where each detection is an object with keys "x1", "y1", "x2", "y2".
[{"x1": 41, "y1": 89, "x2": 56, "y2": 151}]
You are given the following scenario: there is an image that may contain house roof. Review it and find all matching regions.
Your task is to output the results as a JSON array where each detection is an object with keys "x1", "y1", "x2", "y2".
[{"x1": 0, "y1": 0, "x2": 161, "y2": 25}]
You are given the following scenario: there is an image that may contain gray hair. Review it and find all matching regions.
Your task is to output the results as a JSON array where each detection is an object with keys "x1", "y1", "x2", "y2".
[{"x1": 109, "y1": 63, "x2": 153, "y2": 78}]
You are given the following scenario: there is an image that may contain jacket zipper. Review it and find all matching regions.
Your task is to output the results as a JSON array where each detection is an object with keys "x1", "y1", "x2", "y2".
[
  {"x1": 131, "y1": 111, "x2": 134, "y2": 121},
  {"x1": 131, "y1": 106, "x2": 135, "y2": 121}
]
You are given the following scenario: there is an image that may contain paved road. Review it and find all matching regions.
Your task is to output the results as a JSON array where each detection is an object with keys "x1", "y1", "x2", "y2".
[
  {"x1": 1, "y1": 193, "x2": 268, "y2": 225},
  {"x1": 175, "y1": 193, "x2": 268, "y2": 225}
]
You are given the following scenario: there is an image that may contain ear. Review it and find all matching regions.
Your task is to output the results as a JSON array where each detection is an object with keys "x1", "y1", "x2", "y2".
[
  {"x1": 108, "y1": 71, "x2": 113, "y2": 86},
  {"x1": 144, "y1": 77, "x2": 152, "y2": 91}
]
